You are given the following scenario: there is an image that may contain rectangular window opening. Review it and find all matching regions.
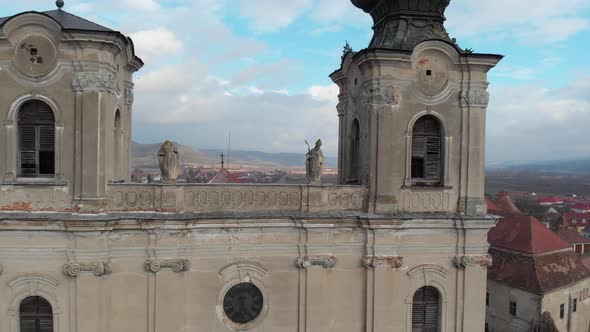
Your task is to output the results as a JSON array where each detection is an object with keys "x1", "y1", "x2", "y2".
[
  {"x1": 426, "y1": 70, "x2": 432, "y2": 76},
  {"x1": 560, "y1": 304, "x2": 565, "y2": 319},
  {"x1": 573, "y1": 298, "x2": 577, "y2": 313},
  {"x1": 486, "y1": 292, "x2": 489, "y2": 307},
  {"x1": 509, "y1": 301, "x2": 517, "y2": 316}
]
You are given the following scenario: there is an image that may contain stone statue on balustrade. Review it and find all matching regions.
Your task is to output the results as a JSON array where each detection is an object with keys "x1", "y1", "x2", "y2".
[
  {"x1": 305, "y1": 139, "x2": 324, "y2": 184},
  {"x1": 158, "y1": 140, "x2": 179, "y2": 182}
]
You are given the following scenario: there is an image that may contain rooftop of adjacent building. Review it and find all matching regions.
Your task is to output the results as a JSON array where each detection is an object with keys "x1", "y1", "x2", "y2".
[{"x1": 486, "y1": 191, "x2": 590, "y2": 294}]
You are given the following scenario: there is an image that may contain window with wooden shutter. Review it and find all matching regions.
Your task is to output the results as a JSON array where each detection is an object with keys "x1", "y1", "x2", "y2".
[
  {"x1": 19, "y1": 296, "x2": 53, "y2": 332},
  {"x1": 349, "y1": 119, "x2": 360, "y2": 183},
  {"x1": 411, "y1": 115, "x2": 442, "y2": 186},
  {"x1": 18, "y1": 100, "x2": 55, "y2": 176},
  {"x1": 412, "y1": 286, "x2": 440, "y2": 332}
]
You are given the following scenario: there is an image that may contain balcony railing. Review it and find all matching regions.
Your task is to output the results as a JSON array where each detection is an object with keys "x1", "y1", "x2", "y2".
[{"x1": 107, "y1": 183, "x2": 367, "y2": 213}]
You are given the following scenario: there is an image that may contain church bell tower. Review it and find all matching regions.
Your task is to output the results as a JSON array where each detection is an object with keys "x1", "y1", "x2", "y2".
[{"x1": 331, "y1": 0, "x2": 502, "y2": 215}]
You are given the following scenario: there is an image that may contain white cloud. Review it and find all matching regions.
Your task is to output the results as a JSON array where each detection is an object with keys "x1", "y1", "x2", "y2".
[
  {"x1": 308, "y1": 84, "x2": 339, "y2": 103},
  {"x1": 487, "y1": 76, "x2": 590, "y2": 162},
  {"x1": 446, "y1": 0, "x2": 590, "y2": 43},
  {"x1": 130, "y1": 28, "x2": 183, "y2": 63},
  {"x1": 235, "y1": 0, "x2": 313, "y2": 32},
  {"x1": 123, "y1": 0, "x2": 160, "y2": 12}
]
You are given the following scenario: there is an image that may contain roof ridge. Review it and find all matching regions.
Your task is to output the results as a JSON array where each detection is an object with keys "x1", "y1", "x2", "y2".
[{"x1": 43, "y1": 9, "x2": 113, "y2": 32}]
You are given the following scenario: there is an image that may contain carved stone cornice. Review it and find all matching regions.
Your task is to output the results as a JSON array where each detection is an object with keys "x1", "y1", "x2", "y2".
[
  {"x1": 460, "y1": 89, "x2": 490, "y2": 108},
  {"x1": 63, "y1": 262, "x2": 112, "y2": 278},
  {"x1": 145, "y1": 259, "x2": 190, "y2": 273},
  {"x1": 362, "y1": 256, "x2": 404, "y2": 269},
  {"x1": 356, "y1": 85, "x2": 399, "y2": 108},
  {"x1": 452, "y1": 254, "x2": 492, "y2": 269},
  {"x1": 72, "y1": 71, "x2": 121, "y2": 95},
  {"x1": 296, "y1": 256, "x2": 337, "y2": 269}
]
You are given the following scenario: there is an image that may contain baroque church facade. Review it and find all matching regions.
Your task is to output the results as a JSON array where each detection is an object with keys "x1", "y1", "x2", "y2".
[{"x1": 0, "y1": 1, "x2": 502, "y2": 331}]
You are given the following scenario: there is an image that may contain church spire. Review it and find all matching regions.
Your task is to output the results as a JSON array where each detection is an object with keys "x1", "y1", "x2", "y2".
[{"x1": 351, "y1": 0, "x2": 456, "y2": 51}]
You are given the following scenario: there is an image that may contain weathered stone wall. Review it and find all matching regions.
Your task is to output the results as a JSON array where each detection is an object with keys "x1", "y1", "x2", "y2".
[{"x1": 0, "y1": 213, "x2": 494, "y2": 332}]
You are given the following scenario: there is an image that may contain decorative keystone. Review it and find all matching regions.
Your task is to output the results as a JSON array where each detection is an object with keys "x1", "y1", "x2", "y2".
[
  {"x1": 453, "y1": 254, "x2": 492, "y2": 269},
  {"x1": 145, "y1": 259, "x2": 190, "y2": 273},
  {"x1": 363, "y1": 256, "x2": 403, "y2": 269},
  {"x1": 63, "y1": 262, "x2": 112, "y2": 277},
  {"x1": 296, "y1": 256, "x2": 337, "y2": 269}
]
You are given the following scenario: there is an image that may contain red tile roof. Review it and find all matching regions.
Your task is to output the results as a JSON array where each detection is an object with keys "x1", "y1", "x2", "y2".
[
  {"x1": 486, "y1": 197, "x2": 500, "y2": 213},
  {"x1": 554, "y1": 229, "x2": 590, "y2": 245},
  {"x1": 537, "y1": 197, "x2": 564, "y2": 204},
  {"x1": 488, "y1": 247, "x2": 590, "y2": 294},
  {"x1": 495, "y1": 191, "x2": 523, "y2": 214},
  {"x1": 488, "y1": 213, "x2": 571, "y2": 254},
  {"x1": 562, "y1": 212, "x2": 590, "y2": 227},
  {"x1": 208, "y1": 169, "x2": 241, "y2": 184}
]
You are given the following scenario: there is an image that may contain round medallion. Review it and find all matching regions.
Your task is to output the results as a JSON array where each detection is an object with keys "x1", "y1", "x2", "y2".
[
  {"x1": 414, "y1": 55, "x2": 449, "y2": 96},
  {"x1": 222, "y1": 283, "x2": 264, "y2": 324},
  {"x1": 15, "y1": 35, "x2": 57, "y2": 78}
]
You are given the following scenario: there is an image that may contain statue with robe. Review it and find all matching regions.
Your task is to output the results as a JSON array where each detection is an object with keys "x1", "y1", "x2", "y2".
[
  {"x1": 305, "y1": 139, "x2": 324, "y2": 184},
  {"x1": 158, "y1": 140, "x2": 179, "y2": 182}
]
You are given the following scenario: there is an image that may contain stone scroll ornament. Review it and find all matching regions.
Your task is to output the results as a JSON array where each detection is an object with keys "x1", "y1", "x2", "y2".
[
  {"x1": 305, "y1": 139, "x2": 324, "y2": 184},
  {"x1": 452, "y1": 254, "x2": 493, "y2": 269},
  {"x1": 296, "y1": 256, "x2": 337, "y2": 269},
  {"x1": 158, "y1": 140, "x2": 179, "y2": 182},
  {"x1": 145, "y1": 259, "x2": 190, "y2": 273},
  {"x1": 63, "y1": 262, "x2": 112, "y2": 277},
  {"x1": 363, "y1": 256, "x2": 404, "y2": 269}
]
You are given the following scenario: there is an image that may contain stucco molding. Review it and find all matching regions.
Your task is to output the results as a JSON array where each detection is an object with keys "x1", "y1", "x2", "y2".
[
  {"x1": 460, "y1": 88, "x2": 489, "y2": 108},
  {"x1": 406, "y1": 265, "x2": 449, "y2": 332},
  {"x1": 296, "y1": 255, "x2": 337, "y2": 269},
  {"x1": 72, "y1": 71, "x2": 121, "y2": 95},
  {"x1": 63, "y1": 262, "x2": 112, "y2": 277},
  {"x1": 145, "y1": 258, "x2": 190, "y2": 273},
  {"x1": 452, "y1": 254, "x2": 493, "y2": 269},
  {"x1": 6, "y1": 273, "x2": 62, "y2": 332},
  {"x1": 217, "y1": 262, "x2": 269, "y2": 331},
  {"x1": 362, "y1": 255, "x2": 403, "y2": 269},
  {"x1": 354, "y1": 85, "x2": 400, "y2": 110}
]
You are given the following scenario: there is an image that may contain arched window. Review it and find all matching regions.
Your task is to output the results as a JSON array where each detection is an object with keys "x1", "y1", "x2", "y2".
[
  {"x1": 113, "y1": 110, "x2": 122, "y2": 180},
  {"x1": 19, "y1": 296, "x2": 53, "y2": 332},
  {"x1": 18, "y1": 100, "x2": 55, "y2": 176},
  {"x1": 412, "y1": 286, "x2": 440, "y2": 332},
  {"x1": 349, "y1": 118, "x2": 360, "y2": 183},
  {"x1": 411, "y1": 115, "x2": 442, "y2": 185}
]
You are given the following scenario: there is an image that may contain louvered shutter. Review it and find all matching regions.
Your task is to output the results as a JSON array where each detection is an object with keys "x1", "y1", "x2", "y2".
[
  {"x1": 412, "y1": 287, "x2": 440, "y2": 332},
  {"x1": 18, "y1": 101, "x2": 55, "y2": 176},
  {"x1": 411, "y1": 116, "x2": 442, "y2": 183},
  {"x1": 20, "y1": 296, "x2": 53, "y2": 332},
  {"x1": 19, "y1": 125, "x2": 37, "y2": 175}
]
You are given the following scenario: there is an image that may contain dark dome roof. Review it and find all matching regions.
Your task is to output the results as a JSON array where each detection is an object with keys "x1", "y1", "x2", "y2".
[{"x1": 351, "y1": 0, "x2": 380, "y2": 12}]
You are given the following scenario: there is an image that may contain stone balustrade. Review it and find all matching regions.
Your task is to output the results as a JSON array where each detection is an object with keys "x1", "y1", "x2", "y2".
[{"x1": 107, "y1": 184, "x2": 367, "y2": 213}]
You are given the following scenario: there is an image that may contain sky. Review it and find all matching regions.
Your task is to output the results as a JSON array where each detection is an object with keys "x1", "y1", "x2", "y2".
[{"x1": 1, "y1": 0, "x2": 589, "y2": 162}]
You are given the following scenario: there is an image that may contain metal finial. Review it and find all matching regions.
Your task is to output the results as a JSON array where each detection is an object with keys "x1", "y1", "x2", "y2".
[
  {"x1": 56, "y1": 0, "x2": 65, "y2": 10},
  {"x1": 220, "y1": 153, "x2": 225, "y2": 169}
]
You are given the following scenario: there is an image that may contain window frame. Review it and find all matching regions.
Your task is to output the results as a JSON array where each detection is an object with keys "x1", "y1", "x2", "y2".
[
  {"x1": 404, "y1": 111, "x2": 450, "y2": 188},
  {"x1": 509, "y1": 301, "x2": 517, "y2": 316},
  {"x1": 560, "y1": 303, "x2": 565, "y2": 319},
  {"x1": 17, "y1": 100, "x2": 56, "y2": 177},
  {"x1": 19, "y1": 296, "x2": 53, "y2": 332},
  {"x1": 411, "y1": 286, "x2": 441, "y2": 332},
  {"x1": 573, "y1": 298, "x2": 577, "y2": 313}
]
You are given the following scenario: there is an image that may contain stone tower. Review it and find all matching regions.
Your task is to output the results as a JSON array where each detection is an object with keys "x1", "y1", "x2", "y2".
[
  {"x1": 0, "y1": 7, "x2": 142, "y2": 210},
  {"x1": 331, "y1": 0, "x2": 502, "y2": 215}
]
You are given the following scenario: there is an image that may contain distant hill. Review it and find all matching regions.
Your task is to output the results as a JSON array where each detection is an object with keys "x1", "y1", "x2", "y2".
[
  {"x1": 131, "y1": 142, "x2": 337, "y2": 169},
  {"x1": 200, "y1": 149, "x2": 337, "y2": 168},
  {"x1": 487, "y1": 158, "x2": 590, "y2": 174}
]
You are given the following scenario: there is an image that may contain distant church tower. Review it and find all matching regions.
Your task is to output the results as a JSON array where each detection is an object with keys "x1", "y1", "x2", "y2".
[{"x1": 332, "y1": 0, "x2": 502, "y2": 216}]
